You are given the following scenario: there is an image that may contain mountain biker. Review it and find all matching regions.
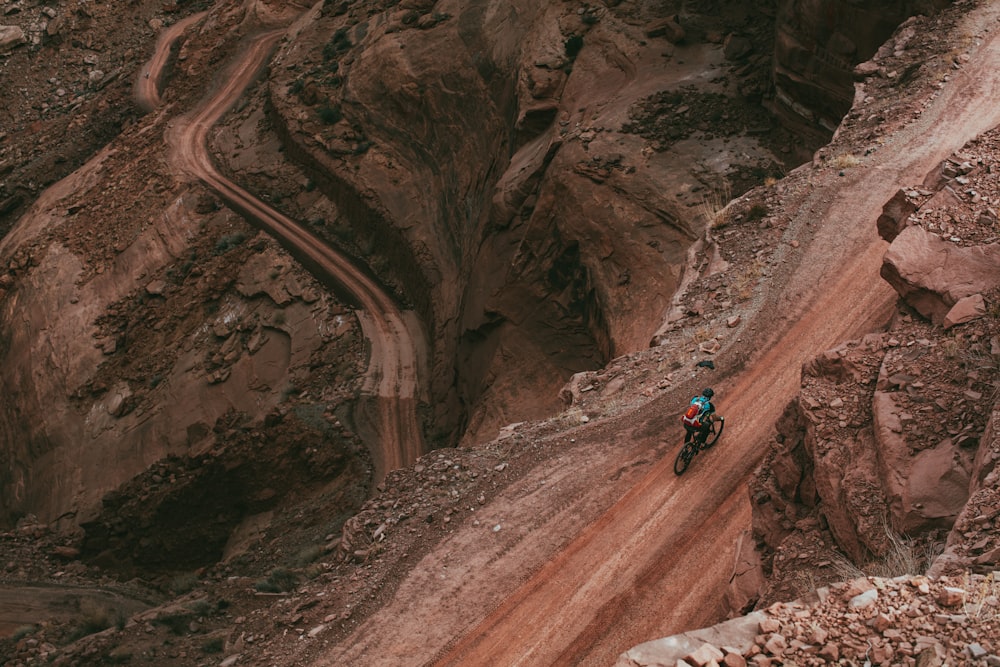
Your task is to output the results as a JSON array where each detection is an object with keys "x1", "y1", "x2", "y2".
[{"x1": 681, "y1": 387, "x2": 717, "y2": 449}]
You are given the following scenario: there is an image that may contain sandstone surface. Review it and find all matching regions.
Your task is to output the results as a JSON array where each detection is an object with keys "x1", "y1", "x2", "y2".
[{"x1": 0, "y1": 0, "x2": 999, "y2": 665}]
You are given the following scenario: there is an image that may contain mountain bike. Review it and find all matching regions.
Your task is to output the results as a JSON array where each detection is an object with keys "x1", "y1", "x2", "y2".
[{"x1": 674, "y1": 416, "x2": 724, "y2": 475}]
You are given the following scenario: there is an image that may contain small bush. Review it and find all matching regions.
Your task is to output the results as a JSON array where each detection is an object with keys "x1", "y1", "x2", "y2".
[
  {"x1": 698, "y1": 181, "x2": 733, "y2": 229},
  {"x1": 565, "y1": 35, "x2": 584, "y2": 59},
  {"x1": 154, "y1": 612, "x2": 192, "y2": 636},
  {"x1": 832, "y1": 153, "x2": 861, "y2": 169},
  {"x1": 292, "y1": 544, "x2": 324, "y2": 567},
  {"x1": 964, "y1": 571, "x2": 1000, "y2": 620},
  {"x1": 254, "y1": 567, "x2": 298, "y2": 593},
  {"x1": 214, "y1": 232, "x2": 247, "y2": 255},
  {"x1": 104, "y1": 649, "x2": 133, "y2": 664},
  {"x1": 71, "y1": 600, "x2": 119, "y2": 640},
  {"x1": 730, "y1": 258, "x2": 766, "y2": 301},
  {"x1": 324, "y1": 28, "x2": 351, "y2": 62},
  {"x1": 169, "y1": 572, "x2": 199, "y2": 595},
  {"x1": 185, "y1": 598, "x2": 214, "y2": 617},
  {"x1": 12, "y1": 625, "x2": 36, "y2": 641},
  {"x1": 318, "y1": 104, "x2": 342, "y2": 125},
  {"x1": 867, "y1": 528, "x2": 922, "y2": 578},
  {"x1": 746, "y1": 202, "x2": 768, "y2": 222},
  {"x1": 201, "y1": 637, "x2": 225, "y2": 654}
]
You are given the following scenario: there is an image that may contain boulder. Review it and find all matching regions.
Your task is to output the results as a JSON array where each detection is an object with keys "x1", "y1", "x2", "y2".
[
  {"x1": 723, "y1": 530, "x2": 765, "y2": 616},
  {"x1": 723, "y1": 34, "x2": 753, "y2": 61},
  {"x1": 942, "y1": 293, "x2": 986, "y2": 329},
  {"x1": 876, "y1": 189, "x2": 919, "y2": 242},
  {"x1": 871, "y1": 386, "x2": 972, "y2": 533},
  {"x1": 614, "y1": 612, "x2": 767, "y2": 667},
  {"x1": 0, "y1": 25, "x2": 26, "y2": 53},
  {"x1": 880, "y1": 226, "x2": 1000, "y2": 324},
  {"x1": 644, "y1": 16, "x2": 685, "y2": 43}
]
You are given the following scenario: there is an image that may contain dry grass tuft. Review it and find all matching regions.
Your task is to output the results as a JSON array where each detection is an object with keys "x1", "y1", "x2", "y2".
[
  {"x1": 730, "y1": 258, "x2": 766, "y2": 302},
  {"x1": 832, "y1": 153, "x2": 861, "y2": 169},
  {"x1": 698, "y1": 181, "x2": 734, "y2": 229},
  {"x1": 963, "y1": 571, "x2": 1000, "y2": 620}
]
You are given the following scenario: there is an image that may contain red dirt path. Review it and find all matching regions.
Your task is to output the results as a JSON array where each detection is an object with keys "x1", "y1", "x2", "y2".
[
  {"x1": 303, "y1": 4, "x2": 1000, "y2": 665},
  {"x1": 159, "y1": 23, "x2": 426, "y2": 481},
  {"x1": 114, "y1": 4, "x2": 1000, "y2": 666}
]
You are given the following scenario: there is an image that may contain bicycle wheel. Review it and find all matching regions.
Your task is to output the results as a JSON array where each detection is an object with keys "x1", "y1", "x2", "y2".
[
  {"x1": 701, "y1": 418, "x2": 725, "y2": 450},
  {"x1": 674, "y1": 442, "x2": 694, "y2": 475}
]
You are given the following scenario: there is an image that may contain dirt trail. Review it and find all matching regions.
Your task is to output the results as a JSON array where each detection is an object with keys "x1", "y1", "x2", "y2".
[
  {"x1": 134, "y1": 11, "x2": 207, "y2": 112},
  {"x1": 307, "y1": 5, "x2": 1000, "y2": 665},
  {"x1": 431, "y1": 248, "x2": 898, "y2": 667},
  {"x1": 157, "y1": 27, "x2": 425, "y2": 478}
]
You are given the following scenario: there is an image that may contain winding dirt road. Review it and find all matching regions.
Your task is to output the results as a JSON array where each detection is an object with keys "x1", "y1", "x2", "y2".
[
  {"x1": 149, "y1": 24, "x2": 424, "y2": 479},
  {"x1": 134, "y1": 12, "x2": 207, "y2": 112},
  {"x1": 301, "y1": 4, "x2": 1000, "y2": 666},
  {"x1": 432, "y1": 6, "x2": 1000, "y2": 664}
]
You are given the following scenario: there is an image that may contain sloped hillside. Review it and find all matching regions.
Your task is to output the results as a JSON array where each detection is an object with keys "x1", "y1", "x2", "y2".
[{"x1": 1, "y1": 0, "x2": 999, "y2": 666}]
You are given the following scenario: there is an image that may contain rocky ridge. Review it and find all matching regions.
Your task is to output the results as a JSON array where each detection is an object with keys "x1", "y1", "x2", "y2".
[
  {"x1": 618, "y1": 572, "x2": 999, "y2": 667},
  {"x1": 616, "y1": 35, "x2": 1000, "y2": 664},
  {"x1": 1, "y1": 0, "x2": 1000, "y2": 666}
]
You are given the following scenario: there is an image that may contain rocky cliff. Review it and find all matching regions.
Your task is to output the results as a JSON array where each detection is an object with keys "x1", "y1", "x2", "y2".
[
  {"x1": 263, "y1": 0, "x2": 810, "y2": 446},
  {"x1": 0, "y1": 1, "x2": 372, "y2": 557},
  {"x1": 749, "y1": 129, "x2": 1000, "y2": 610},
  {"x1": 3, "y1": 0, "x2": 922, "y2": 531},
  {"x1": 4, "y1": 0, "x2": 998, "y2": 665}
]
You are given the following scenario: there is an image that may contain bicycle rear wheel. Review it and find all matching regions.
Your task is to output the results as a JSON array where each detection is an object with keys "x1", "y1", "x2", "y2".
[
  {"x1": 674, "y1": 442, "x2": 695, "y2": 475},
  {"x1": 702, "y1": 419, "x2": 724, "y2": 450}
]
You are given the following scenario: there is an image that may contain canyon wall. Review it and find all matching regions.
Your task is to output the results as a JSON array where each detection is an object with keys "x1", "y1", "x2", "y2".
[
  {"x1": 749, "y1": 145, "x2": 1000, "y2": 604},
  {"x1": 0, "y1": 0, "x2": 952, "y2": 541},
  {"x1": 772, "y1": 0, "x2": 952, "y2": 144}
]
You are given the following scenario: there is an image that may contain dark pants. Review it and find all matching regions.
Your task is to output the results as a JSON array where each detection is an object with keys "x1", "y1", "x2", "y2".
[{"x1": 684, "y1": 423, "x2": 710, "y2": 446}]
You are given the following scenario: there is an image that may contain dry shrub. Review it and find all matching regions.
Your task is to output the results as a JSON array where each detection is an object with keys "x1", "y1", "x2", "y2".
[
  {"x1": 832, "y1": 153, "x2": 861, "y2": 169},
  {"x1": 730, "y1": 258, "x2": 766, "y2": 302},
  {"x1": 698, "y1": 181, "x2": 734, "y2": 229},
  {"x1": 963, "y1": 571, "x2": 1000, "y2": 620}
]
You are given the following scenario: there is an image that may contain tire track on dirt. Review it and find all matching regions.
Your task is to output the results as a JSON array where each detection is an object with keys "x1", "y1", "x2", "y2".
[
  {"x1": 134, "y1": 11, "x2": 207, "y2": 112},
  {"x1": 151, "y1": 27, "x2": 425, "y2": 478},
  {"x1": 428, "y1": 6, "x2": 1000, "y2": 665}
]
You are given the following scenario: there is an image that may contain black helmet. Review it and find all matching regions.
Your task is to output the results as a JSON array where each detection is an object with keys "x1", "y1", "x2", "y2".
[{"x1": 702, "y1": 387, "x2": 714, "y2": 398}]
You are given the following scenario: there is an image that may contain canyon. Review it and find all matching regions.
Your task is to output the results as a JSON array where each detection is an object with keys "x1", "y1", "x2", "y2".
[{"x1": 0, "y1": 0, "x2": 997, "y2": 665}]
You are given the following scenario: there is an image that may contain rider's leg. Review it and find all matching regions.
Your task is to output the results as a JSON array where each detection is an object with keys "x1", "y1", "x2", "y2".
[{"x1": 696, "y1": 424, "x2": 710, "y2": 449}]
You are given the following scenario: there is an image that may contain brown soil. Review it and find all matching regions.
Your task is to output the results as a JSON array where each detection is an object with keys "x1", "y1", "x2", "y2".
[{"x1": 1, "y1": 1, "x2": 1000, "y2": 666}]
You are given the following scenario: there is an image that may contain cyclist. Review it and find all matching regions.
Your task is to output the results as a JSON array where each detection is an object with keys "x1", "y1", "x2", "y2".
[{"x1": 681, "y1": 387, "x2": 717, "y2": 450}]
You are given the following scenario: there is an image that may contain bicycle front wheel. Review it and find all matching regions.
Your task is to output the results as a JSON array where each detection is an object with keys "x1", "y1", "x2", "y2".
[{"x1": 702, "y1": 419, "x2": 725, "y2": 450}]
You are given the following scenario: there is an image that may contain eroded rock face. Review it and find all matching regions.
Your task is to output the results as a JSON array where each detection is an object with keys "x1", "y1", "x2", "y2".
[
  {"x1": 772, "y1": 0, "x2": 951, "y2": 140},
  {"x1": 871, "y1": 351, "x2": 975, "y2": 533},
  {"x1": 751, "y1": 318, "x2": 991, "y2": 578},
  {"x1": 929, "y1": 405, "x2": 1000, "y2": 577},
  {"x1": 880, "y1": 225, "x2": 1000, "y2": 324},
  {"x1": 0, "y1": 176, "x2": 365, "y2": 532},
  {"x1": 748, "y1": 115, "x2": 999, "y2": 614},
  {"x1": 751, "y1": 336, "x2": 892, "y2": 567},
  {"x1": 268, "y1": 1, "x2": 803, "y2": 445}
]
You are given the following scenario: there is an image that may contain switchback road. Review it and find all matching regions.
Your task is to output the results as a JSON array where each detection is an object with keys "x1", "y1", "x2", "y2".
[{"x1": 146, "y1": 23, "x2": 424, "y2": 479}]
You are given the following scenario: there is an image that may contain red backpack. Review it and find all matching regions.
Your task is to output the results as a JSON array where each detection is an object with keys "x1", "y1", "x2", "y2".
[{"x1": 681, "y1": 396, "x2": 709, "y2": 428}]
